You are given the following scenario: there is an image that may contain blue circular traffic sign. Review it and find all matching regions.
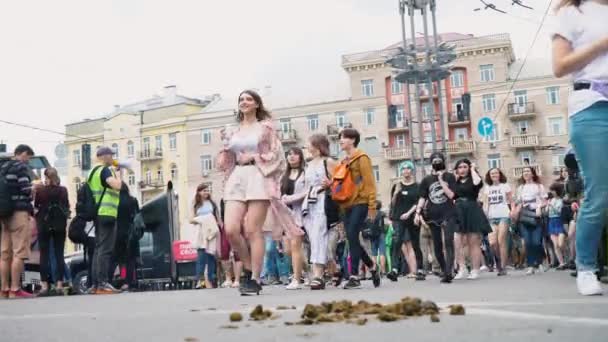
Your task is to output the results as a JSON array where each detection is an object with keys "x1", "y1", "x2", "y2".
[{"x1": 477, "y1": 117, "x2": 494, "y2": 138}]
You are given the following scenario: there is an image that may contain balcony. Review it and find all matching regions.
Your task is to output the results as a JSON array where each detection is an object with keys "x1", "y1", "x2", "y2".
[
  {"x1": 508, "y1": 102, "x2": 536, "y2": 120},
  {"x1": 277, "y1": 129, "x2": 297, "y2": 144},
  {"x1": 138, "y1": 149, "x2": 163, "y2": 161},
  {"x1": 447, "y1": 140, "x2": 476, "y2": 155},
  {"x1": 327, "y1": 123, "x2": 353, "y2": 139},
  {"x1": 388, "y1": 116, "x2": 409, "y2": 132},
  {"x1": 510, "y1": 133, "x2": 540, "y2": 148},
  {"x1": 448, "y1": 112, "x2": 471, "y2": 126},
  {"x1": 139, "y1": 179, "x2": 165, "y2": 192},
  {"x1": 512, "y1": 164, "x2": 542, "y2": 178},
  {"x1": 384, "y1": 146, "x2": 412, "y2": 161}
]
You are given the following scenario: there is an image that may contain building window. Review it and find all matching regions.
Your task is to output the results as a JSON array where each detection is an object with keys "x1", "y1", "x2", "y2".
[
  {"x1": 516, "y1": 120, "x2": 530, "y2": 134},
  {"x1": 307, "y1": 115, "x2": 319, "y2": 131},
  {"x1": 280, "y1": 119, "x2": 291, "y2": 132},
  {"x1": 145, "y1": 169, "x2": 152, "y2": 184},
  {"x1": 373, "y1": 165, "x2": 380, "y2": 183},
  {"x1": 395, "y1": 134, "x2": 406, "y2": 148},
  {"x1": 111, "y1": 143, "x2": 119, "y2": 159},
  {"x1": 201, "y1": 155, "x2": 212, "y2": 173},
  {"x1": 330, "y1": 141, "x2": 340, "y2": 158},
  {"x1": 336, "y1": 112, "x2": 347, "y2": 128},
  {"x1": 202, "y1": 182, "x2": 213, "y2": 194},
  {"x1": 450, "y1": 70, "x2": 464, "y2": 88},
  {"x1": 547, "y1": 117, "x2": 565, "y2": 136},
  {"x1": 170, "y1": 164, "x2": 178, "y2": 180},
  {"x1": 514, "y1": 90, "x2": 528, "y2": 106},
  {"x1": 487, "y1": 153, "x2": 501, "y2": 169},
  {"x1": 546, "y1": 86, "x2": 560, "y2": 105},
  {"x1": 422, "y1": 102, "x2": 432, "y2": 119},
  {"x1": 169, "y1": 133, "x2": 177, "y2": 150},
  {"x1": 143, "y1": 137, "x2": 151, "y2": 154},
  {"x1": 391, "y1": 79, "x2": 403, "y2": 95},
  {"x1": 552, "y1": 150, "x2": 566, "y2": 170},
  {"x1": 482, "y1": 94, "x2": 496, "y2": 113},
  {"x1": 155, "y1": 135, "x2": 162, "y2": 152},
  {"x1": 201, "y1": 129, "x2": 211, "y2": 145},
  {"x1": 452, "y1": 98, "x2": 463, "y2": 115},
  {"x1": 127, "y1": 141, "x2": 134, "y2": 158},
  {"x1": 72, "y1": 150, "x2": 81, "y2": 166},
  {"x1": 361, "y1": 79, "x2": 374, "y2": 97},
  {"x1": 364, "y1": 108, "x2": 375, "y2": 126},
  {"x1": 480, "y1": 64, "x2": 495, "y2": 82},
  {"x1": 519, "y1": 151, "x2": 534, "y2": 165},
  {"x1": 454, "y1": 128, "x2": 469, "y2": 141},
  {"x1": 128, "y1": 170, "x2": 135, "y2": 186}
]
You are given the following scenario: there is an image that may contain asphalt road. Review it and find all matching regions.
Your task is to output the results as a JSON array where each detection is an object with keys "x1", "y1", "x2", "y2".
[{"x1": 1, "y1": 270, "x2": 607, "y2": 342}]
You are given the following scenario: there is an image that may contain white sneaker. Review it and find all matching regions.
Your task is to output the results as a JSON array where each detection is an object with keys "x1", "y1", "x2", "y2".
[
  {"x1": 467, "y1": 270, "x2": 480, "y2": 280},
  {"x1": 538, "y1": 264, "x2": 548, "y2": 273},
  {"x1": 285, "y1": 279, "x2": 302, "y2": 290},
  {"x1": 454, "y1": 269, "x2": 468, "y2": 280},
  {"x1": 480, "y1": 265, "x2": 489, "y2": 272},
  {"x1": 577, "y1": 271, "x2": 603, "y2": 296},
  {"x1": 221, "y1": 280, "x2": 233, "y2": 288},
  {"x1": 525, "y1": 267, "x2": 535, "y2": 275}
]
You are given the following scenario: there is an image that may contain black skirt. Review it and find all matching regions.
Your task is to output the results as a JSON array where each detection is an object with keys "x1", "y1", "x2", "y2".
[{"x1": 455, "y1": 199, "x2": 491, "y2": 234}]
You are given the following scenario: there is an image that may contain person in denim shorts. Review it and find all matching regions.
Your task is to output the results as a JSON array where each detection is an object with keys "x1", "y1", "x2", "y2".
[{"x1": 483, "y1": 168, "x2": 512, "y2": 276}]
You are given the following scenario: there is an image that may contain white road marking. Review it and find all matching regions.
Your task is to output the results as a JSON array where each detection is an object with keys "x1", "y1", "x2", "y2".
[{"x1": 467, "y1": 308, "x2": 608, "y2": 326}]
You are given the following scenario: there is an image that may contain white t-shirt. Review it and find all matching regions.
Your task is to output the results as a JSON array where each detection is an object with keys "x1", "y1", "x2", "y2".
[
  {"x1": 517, "y1": 183, "x2": 546, "y2": 210},
  {"x1": 552, "y1": 1, "x2": 608, "y2": 116},
  {"x1": 484, "y1": 183, "x2": 512, "y2": 219}
]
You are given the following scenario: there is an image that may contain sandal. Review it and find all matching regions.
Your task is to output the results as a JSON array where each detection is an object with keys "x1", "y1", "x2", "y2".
[
  {"x1": 310, "y1": 277, "x2": 325, "y2": 290},
  {"x1": 332, "y1": 272, "x2": 343, "y2": 287}
]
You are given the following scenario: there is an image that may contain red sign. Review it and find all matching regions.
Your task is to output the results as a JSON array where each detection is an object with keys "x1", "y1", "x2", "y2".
[{"x1": 172, "y1": 241, "x2": 197, "y2": 262}]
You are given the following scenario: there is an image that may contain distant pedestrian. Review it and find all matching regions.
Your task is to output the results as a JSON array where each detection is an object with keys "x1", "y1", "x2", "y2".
[
  {"x1": 34, "y1": 167, "x2": 70, "y2": 295},
  {"x1": 0, "y1": 144, "x2": 35, "y2": 299},
  {"x1": 483, "y1": 167, "x2": 512, "y2": 276}
]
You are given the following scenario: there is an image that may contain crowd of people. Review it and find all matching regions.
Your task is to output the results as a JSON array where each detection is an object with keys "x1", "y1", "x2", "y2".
[{"x1": 0, "y1": 0, "x2": 606, "y2": 300}]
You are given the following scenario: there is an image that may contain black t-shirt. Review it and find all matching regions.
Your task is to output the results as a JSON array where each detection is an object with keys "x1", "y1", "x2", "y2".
[
  {"x1": 100, "y1": 167, "x2": 112, "y2": 189},
  {"x1": 419, "y1": 172, "x2": 456, "y2": 220},
  {"x1": 390, "y1": 182, "x2": 419, "y2": 220},
  {"x1": 453, "y1": 177, "x2": 483, "y2": 201}
]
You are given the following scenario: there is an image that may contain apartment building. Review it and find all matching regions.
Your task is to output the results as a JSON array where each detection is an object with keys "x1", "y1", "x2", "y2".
[{"x1": 64, "y1": 86, "x2": 217, "y2": 252}]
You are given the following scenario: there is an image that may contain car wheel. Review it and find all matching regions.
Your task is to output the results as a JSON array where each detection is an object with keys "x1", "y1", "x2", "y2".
[{"x1": 73, "y1": 270, "x2": 89, "y2": 295}]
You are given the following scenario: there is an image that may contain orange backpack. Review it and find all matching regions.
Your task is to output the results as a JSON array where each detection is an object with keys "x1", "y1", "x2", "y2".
[{"x1": 330, "y1": 153, "x2": 366, "y2": 203}]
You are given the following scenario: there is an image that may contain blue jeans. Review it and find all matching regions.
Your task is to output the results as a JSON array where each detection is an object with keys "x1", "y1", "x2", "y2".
[
  {"x1": 570, "y1": 101, "x2": 608, "y2": 272},
  {"x1": 344, "y1": 204, "x2": 374, "y2": 274},
  {"x1": 195, "y1": 249, "x2": 216, "y2": 284},
  {"x1": 520, "y1": 224, "x2": 543, "y2": 267},
  {"x1": 262, "y1": 235, "x2": 290, "y2": 279},
  {"x1": 371, "y1": 234, "x2": 386, "y2": 257}
]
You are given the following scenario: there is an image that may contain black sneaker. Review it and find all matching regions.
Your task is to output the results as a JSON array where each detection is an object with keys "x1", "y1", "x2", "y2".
[
  {"x1": 371, "y1": 269, "x2": 381, "y2": 288},
  {"x1": 497, "y1": 269, "x2": 508, "y2": 276},
  {"x1": 343, "y1": 276, "x2": 362, "y2": 289},
  {"x1": 415, "y1": 270, "x2": 426, "y2": 281},
  {"x1": 440, "y1": 273, "x2": 452, "y2": 284},
  {"x1": 386, "y1": 270, "x2": 399, "y2": 282},
  {"x1": 239, "y1": 279, "x2": 261, "y2": 296}
]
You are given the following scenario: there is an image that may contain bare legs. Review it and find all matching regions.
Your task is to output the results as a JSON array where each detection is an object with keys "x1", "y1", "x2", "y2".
[{"x1": 224, "y1": 200, "x2": 269, "y2": 282}]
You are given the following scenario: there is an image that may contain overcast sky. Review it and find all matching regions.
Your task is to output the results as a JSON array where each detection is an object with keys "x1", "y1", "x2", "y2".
[{"x1": 0, "y1": 0, "x2": 558, "y2": 162}]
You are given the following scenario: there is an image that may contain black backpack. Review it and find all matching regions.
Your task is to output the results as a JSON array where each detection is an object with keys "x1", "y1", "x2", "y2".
[
  {"x1": 0, "y1": 161, "x2": 15, "y2": 219},
  {"x1": 75, "y1": 166, "x2": 106, "y2": 221},
  {"x1": 323, "y1": 159, "x2": 341, "y2": 229},
  {"x1": 68, "y1": 166, "x2": 105, "y2": 245},
  {"x1": 42, "y1": 198, "x2": 69, "y2": 231}
]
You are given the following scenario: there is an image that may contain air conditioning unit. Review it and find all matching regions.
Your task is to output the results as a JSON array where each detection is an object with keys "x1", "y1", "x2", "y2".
[
  {"x1": 202, "y1": 171, "x2": 209, "y2": 178},
  {"x1": 489, "y1": 142, "x2": 497, "y2": 149},
  {"x1": 503, "y1": 128, "x2": 510, "y2": 135}
]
